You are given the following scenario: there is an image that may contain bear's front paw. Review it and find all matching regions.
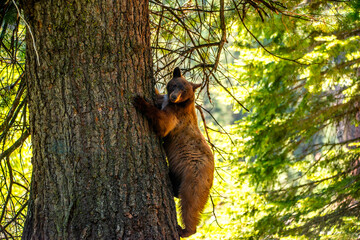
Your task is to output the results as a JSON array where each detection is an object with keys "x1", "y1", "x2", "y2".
[{"x1": 132, "y1": 95, "x2": 148, "y2": 112}]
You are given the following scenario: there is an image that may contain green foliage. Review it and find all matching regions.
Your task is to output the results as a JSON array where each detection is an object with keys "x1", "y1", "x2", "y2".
[{"x1": 217, "y1": 1, "x2": 360, "y2": 239}]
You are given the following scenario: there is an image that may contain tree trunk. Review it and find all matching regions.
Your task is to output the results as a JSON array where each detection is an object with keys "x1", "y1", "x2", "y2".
[{"x1": 22, "y1": 0, "x2": 178, "y2": 239}]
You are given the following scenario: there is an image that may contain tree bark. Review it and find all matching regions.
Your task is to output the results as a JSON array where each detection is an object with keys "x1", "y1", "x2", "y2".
[{"x1": 22, "y1": 0, "x2": 178, "y2": 239}]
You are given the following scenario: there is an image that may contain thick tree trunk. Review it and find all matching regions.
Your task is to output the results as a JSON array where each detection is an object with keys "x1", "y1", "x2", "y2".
[{"x1": 22, "y1": 0, "x2": 178, "y2": 239}]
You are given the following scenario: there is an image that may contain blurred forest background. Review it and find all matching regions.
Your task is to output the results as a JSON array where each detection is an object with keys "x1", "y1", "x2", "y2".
[{"x1": 1, "y1": 0, "x2": 360, "y2": 239}]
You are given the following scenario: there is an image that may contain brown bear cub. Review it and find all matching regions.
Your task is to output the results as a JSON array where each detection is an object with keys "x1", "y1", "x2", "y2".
[{"x1": 133, "y1": 67, "x2": 214, "y2": 238}]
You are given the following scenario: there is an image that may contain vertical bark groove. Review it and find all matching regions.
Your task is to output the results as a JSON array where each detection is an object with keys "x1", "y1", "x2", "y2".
[{"x1": 22, "y1": 0, "x2": 178, "y2": 239}]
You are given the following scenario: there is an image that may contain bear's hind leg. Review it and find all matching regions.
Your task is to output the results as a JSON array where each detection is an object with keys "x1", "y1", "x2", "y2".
[
  {"x1": 178, "y1": 195, "x2": 198, "y2": 238},
  {"x1": 178, "y1": 176, "x2": 211, "y2": 238}
]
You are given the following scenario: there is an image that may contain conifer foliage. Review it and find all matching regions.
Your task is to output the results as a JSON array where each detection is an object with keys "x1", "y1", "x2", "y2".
[{"x1": 230, "y1": 1, "x2": 360, "y2": 238}]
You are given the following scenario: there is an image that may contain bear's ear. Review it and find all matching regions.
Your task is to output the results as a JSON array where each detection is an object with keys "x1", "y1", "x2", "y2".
[
  {"x1": 192, "y1": 83, "x2": 201, "y2": 91},
  {"x1": 173, "y1": 67, "x2": 182, "y2": 78}
]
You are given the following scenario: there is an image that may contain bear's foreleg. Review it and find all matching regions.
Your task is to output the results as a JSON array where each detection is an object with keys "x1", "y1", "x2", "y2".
[{"x1": 133, "y1": 96, "x2": 177, "y2": 137}]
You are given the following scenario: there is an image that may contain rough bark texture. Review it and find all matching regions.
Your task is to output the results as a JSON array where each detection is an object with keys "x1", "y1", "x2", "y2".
[{"x1": 22, "y1": 0, "x2": 178, "y2": 239}]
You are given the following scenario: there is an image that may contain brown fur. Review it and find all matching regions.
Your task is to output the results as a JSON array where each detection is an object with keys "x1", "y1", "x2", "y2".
[{"x1": 133, "y1": 68, "x2": 214, "y2": 238}]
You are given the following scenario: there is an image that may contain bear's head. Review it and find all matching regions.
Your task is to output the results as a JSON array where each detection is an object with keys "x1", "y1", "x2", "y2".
[{"x1": 166, "y1": 67, "x2": 201, "y2": 104}]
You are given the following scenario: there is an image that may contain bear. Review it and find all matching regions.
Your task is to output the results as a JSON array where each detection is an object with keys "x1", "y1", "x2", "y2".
[{"x1": 133, "y1": 67, "x2": 214, "y2": 238}]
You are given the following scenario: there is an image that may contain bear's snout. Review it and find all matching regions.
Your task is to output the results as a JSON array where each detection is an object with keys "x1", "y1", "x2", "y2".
[{"x1": 170, "y1": 92, "x2": 182, "y2": 103}]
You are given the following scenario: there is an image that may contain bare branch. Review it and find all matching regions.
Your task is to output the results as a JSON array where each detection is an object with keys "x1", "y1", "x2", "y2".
[{"x1": 0, "y1": 129, "x2": 30, "y2": 161}]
